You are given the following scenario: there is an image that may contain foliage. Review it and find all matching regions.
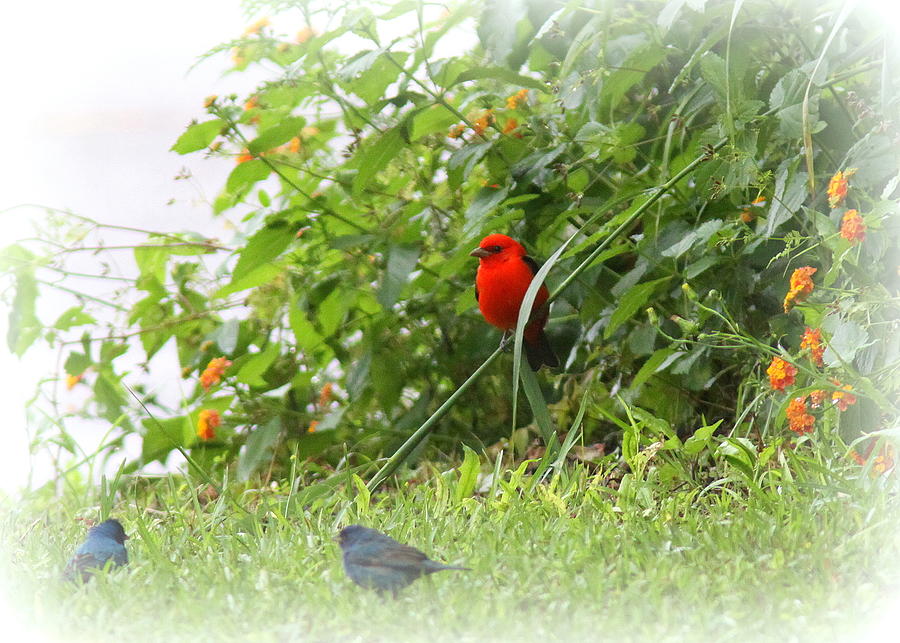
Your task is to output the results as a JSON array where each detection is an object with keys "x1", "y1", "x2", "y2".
[{"x1": 2, "y1": 0, "x2": 898, "y2": 486}]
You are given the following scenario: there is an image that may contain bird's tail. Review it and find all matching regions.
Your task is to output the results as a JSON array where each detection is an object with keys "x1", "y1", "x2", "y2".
[
  {"x1": 425, "y1": 561, "x2": 471, "y2": 574},
  {"x1": 525, "y1": 329, "x2": 559, "y2": 371}
]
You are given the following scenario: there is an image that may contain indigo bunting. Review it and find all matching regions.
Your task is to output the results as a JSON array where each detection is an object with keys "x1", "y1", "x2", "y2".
[
  {"x1": 64, "y1": 518, "x2": 129, "y2": 582},
  {"x1": 338, "y1": 525, "x2": 469, "y2": 596}
]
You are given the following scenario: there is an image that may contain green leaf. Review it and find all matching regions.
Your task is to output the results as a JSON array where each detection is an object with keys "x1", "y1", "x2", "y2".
[
  {"x1": 454, "y1": 445, "x2": 481, "y2": 502},
  {"x1": 289, "y1": 305, "x2": 327, "y2": 356},
  {"x1": 235, "y1": 343, "x2": 281, "y2": 387},
  {"x1": 171, "y1": 119, "x2": 224, "y2": 154},
  {"x1": 605, "y1": 277, "x2": 671, "y2": 339},
  {"x1": 450, "y1": 67, "x2": 547, "y2": 91},
  {"x1": 409, "y1": 105, "x2": 459, "y2": 141},
  {"x1": 352, "y1": 126, "x2": 405, "y2": 195},
  {"x1": 53, "y1": 307, "x2": 95, "y2": 332},
  {"x1": 822, "y1": 317, "x2": 869, "y2": 366},
  {"x1": 134, "y1": 245, "x2": 169, "y2": 289},
  {"x1": 7, "y1": 261, "x2": 39, "y2": 356},
  {"x1": 247, "y1": 116, "x2": 306, "y2": 154},
  {"x1": 318, "y1": 289, "x2": 348, "y2": 338},
  {"x1": 683, "y1": 419, "x2": 723, "y2": 456},
  {"x1": 237, "y1": 418, "x2": 282, "y2": 481},
  {"x1": 765, "y1": 160, "x2": 807, "y2": 235},
  {"x1": 232, "y1": 222, "x2": 295, "y2": 283},
  {"x1": 141, "y1": 416, "x2": 188, "y2": 462},
  {"x1": 225, "y1": 159, "x2": 271, "y2": 197},
  {"x1": 520, "y1": 364, "x2": 555, "y2": 447},
  {"x1": 632, "y1": 348, "x2": 676, "y2": 389},
  {"x1": 477, "y1": 0, "x2": 527, "y2": 65},
  {"x1": 64, "y1": 351, "x2": 93, "y2": 376},
  {"x1": 377, "y1": 244, "x2": 421, "y2": 309},
  {"x1": 463, "y1": 186, "x2": 510, "y2": 237},
  {"x1": 602, "y1": 45, "x2": 667, "y2": 111},
  {"x1": 215, "y1": 264, "x2": 282, "y2": 299}
]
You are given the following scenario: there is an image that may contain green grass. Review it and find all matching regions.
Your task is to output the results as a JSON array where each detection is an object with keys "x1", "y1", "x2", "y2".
[{"x1": 1, "y1": 461, "x2": 898, "y2": 642}]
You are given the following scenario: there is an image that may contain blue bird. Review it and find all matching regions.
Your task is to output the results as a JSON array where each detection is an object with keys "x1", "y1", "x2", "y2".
[
  {"x1": 64, "y1": 518, "x2": 129, "y2": 582},
  {"x1": 337, "y1": 525, "x2": 469, "y2": 596}
]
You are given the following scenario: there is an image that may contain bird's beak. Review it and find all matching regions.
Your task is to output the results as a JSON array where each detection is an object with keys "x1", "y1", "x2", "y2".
[{"x1": 470, "y1": 247, "x2": 491, "y2": 258}]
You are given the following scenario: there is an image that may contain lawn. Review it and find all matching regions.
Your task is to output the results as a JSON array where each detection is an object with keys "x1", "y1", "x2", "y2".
[{"x1": 2, "y1": 459, "x2": 897, "y2": 642}]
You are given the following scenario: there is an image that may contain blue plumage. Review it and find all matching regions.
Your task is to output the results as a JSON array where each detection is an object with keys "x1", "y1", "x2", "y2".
[
  {"x1": 64, "y1": 518, "x2": 129, "y2": 582},
  {"x1": 338, "y1": 525, "x2": 469, "y2": 596}
]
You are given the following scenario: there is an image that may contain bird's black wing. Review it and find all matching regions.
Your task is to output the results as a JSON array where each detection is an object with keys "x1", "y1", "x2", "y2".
[{"x1": 522, "y1": 255, "x2": 541, "y2": 277}]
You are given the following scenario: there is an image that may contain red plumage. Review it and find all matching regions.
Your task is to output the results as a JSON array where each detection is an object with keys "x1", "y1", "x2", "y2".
[{"x1": 471, "y1": 233, "x2": 558, "y2": 370}]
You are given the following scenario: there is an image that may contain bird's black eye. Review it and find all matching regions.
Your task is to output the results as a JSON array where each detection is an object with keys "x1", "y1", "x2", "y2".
[{"x1": 490, "y1": 245, "x2": 503, "y2": 252}]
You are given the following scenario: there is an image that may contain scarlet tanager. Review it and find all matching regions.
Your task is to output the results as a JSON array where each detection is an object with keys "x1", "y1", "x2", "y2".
[{"x1": 470, "y1": 233, "x2": 558, "y2": 370}]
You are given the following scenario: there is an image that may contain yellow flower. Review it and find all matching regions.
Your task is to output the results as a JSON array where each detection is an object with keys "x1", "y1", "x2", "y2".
[
  {"x1": 203, "y1": 95, "x2": 218, "y2": 109},
  {"x1": 197, "y1": 409, "x2": 221, "y2": 441},
  {"x1": 783, "y1": 266, "x2": 817, "y2": 313},
  {"x1": 785, "y1": 396, "x2": 814, "y2": 435},
  {"x1": 800, "y1": 327, "x2": 825, "y2": 367},
  {"x1": 839, "y1": 209, "x2": 866, "y2": 244},
  {"x1": 448, "y1": 124, "x2": 466, "y2": 139},
  {"x1": 767, "y1": 356, "x2": 797, "y2": 392},
  {"x1": 318, "y1": 382, "x2": 333, "y2": 407},
  {"x1": 826, "y1": 168, "x2": 856, "y2": 208},
  {"x1": 506, "y1": 89, "x2": 529, "y2": 109},
  {"x1": 296, "y1": 26, "x2": 316, "y2": 43},
  {"x1": 200, "y1": 357, "x2": 232, "y2": 390},
  {"x1": 830, "y1": 381, "x2": 857, "y2": 412},
  {"x1": 65, "y1": 373, "x2": 84, "y2": 390},
  {"x1": 472, "y1": 110, "x2": 494, "y2": 136},
  {"x1": 243, "y1": 17, "x2": 270, "y2": 36}
]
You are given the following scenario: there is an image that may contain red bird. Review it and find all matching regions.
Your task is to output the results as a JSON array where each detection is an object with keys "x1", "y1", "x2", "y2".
[{"x1": 470, "y1": 233, "x2": 558, "y2": 370}]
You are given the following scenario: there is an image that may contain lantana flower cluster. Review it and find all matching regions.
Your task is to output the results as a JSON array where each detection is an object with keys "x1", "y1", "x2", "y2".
[
  {"x1": 826, "y1": 168, "x2": 867, "y2": 244},
  {"x1": 768, "y1": 275, "x2": 857, "y2": 435},
  {"x1": 447, "y1": 88, "x2": 529, "y2": 140}
]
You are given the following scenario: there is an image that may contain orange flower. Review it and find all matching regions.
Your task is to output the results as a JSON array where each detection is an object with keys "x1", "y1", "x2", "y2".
[
  {"x1": 203, "y1": 95, "x2": 218, "y2": 109},
  {"x1": 448, "y1": 124, "x2": 466, "y2": 139},
  {"x1": 783, "y1": 266, "x2": 817, "y2": 312},
  {"x1": 786, "y1": 396, "x2": 815, "y2": 435},
  {"x1": 502, "y1": 118, "x2": 523, "y2": 137},
  {"x1": 307, "y1": 420, "x2": 319, "y2": 434},
  {"x1": 244, "y1": 96, "x2": 258, "y2": 111},
  {"x1": 826, "y1": 168, "x2": 856, "y2": 209},
  {"x1": 809, "y1": 389, "x2": 827, "y2": 408},
  {"x1": 236, "y1": 150, "x2": 254, "y2": 164},
  {"x1": 287, "y1": 137, "x2": 301, "y2": 154},
  {"x1": 243, "y1": 17, "x2": 270, "y2": 36},
  {"x1": 506, "y1": 89, "x2": 529, "y2": 109},
  {"x1": 800, "y1": 327, "x2": 825, "y2": 367},
  {"x1": 831, "y1": 381, "x2": 857, "y2": 411},
  {"x1": 65, "y1": 373, "x2": 84, "y2": 390},
  {"x1": 197, "y1": 409, "x2": 221, "y2": 441},
  {"x1": 472, "y1": 110, "x2": 494, "y2": 136},
  {"x1": 301, "y1": 126, "x2": 319, "y2": 138},
  {"x1": 200, "y1": 357, "x2": 232, "y2": 391},
  {"x1": 839, "y1": 209, "x2": 866, "y2": 244},
  {"x1": 296, "y1": 26, "x2": 316, "y2": 43},
  {"x1": 318, "y1": 382, "x2": 333, "y2": 407},
  {"x1": 872, "y1": 444, "x2": 895, "y2": 476},
  {"x1": 739, "y1": 196, "x2": 766, "y2": 223},
  {"x1": 767, "y1": 356, "x2": 797, "y2": 391}
]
